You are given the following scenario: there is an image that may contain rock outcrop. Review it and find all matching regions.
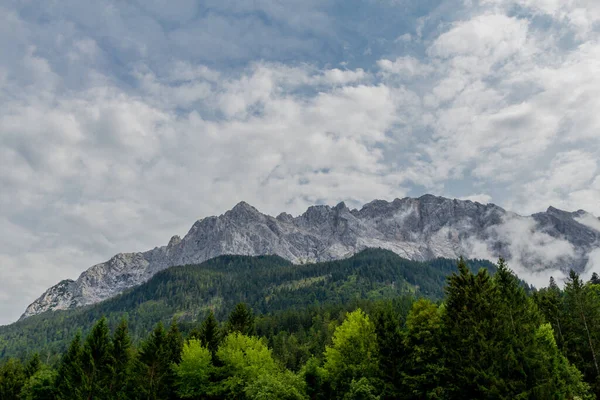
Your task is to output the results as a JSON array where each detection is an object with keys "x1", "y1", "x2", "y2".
[{"x1": 21, "y1": 195, "x2": 600, "y2": 319}]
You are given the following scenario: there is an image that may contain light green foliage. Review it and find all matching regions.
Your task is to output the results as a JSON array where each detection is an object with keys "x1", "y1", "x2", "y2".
[
  {"x1": 527, "y1": 323, "x2": 593, "y2": 400},
  {"x1": 216, "y1": 332, "x2": 279, "y2": 397},
  {"x1": 3, "y1": 253, "x2": 600, "y2": 400},
  {"x1": 323, "y1": 309, "x2": 379, "y2": 396},
  {"x1": 244, "y1": 370, "x2": 307, "y2": 400},
  {"x1": 343, "y1": 378, "x2": 381, "y2": 400},
  {"x1": 173, "y1": 339, "x2": 212, "y2": 398}
]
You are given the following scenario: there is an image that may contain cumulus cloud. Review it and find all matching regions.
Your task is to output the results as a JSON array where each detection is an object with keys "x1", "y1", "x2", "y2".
[
  {"x1": 1, "y1": 0, "x2": 600, "y2": 324},
  {"x1": 465, "y1": 215, "x2": 576, "y2": 287}
]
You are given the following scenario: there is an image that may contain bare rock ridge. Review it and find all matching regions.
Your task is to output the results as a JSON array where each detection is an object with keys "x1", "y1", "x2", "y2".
[{"x1": 21, "y1": 195, "x2": 600, "y2": 320}]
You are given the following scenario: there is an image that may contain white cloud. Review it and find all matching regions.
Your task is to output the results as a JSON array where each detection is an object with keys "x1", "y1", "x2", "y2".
[
  {"x1": 575, "y1": 214, "x2": 600, "y2": 233},
  {"x1": 465, "y1": 215, "x2": 576, "y2": 287},
  {"x1": 460, "y1": 194, "x2": 493, "y2": 204},
  {"x1": 1, "y1": 0, "x2": 600, "y2": 324}
]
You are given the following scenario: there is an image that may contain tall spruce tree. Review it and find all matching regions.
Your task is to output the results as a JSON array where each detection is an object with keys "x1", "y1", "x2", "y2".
[
  {"x1": 197, "y1": 311, "x2": 221, "y2": 357},
  {"x1": 110, "y1": 319, "x2": 133, "y2": 399},
  {"x1": 563, "y1": 270, "x2": 600, "y2": 396},
  {"x1": 55, "y1": 332, "x2": 84, "y2": 400},
  {"x1": 534, "y1": 277, "x2": 565, "y2": 349},
  {"x1": 81, "y1": 317, "x2": 114, "y2": 400},
  {"x1": 135, "y1": 321, "x2": 180, "y2": 400},
  {"x1": 226, "y1": 303, "x2": 256, "y2": 336},
  {"x1": 372, "y1": 302, "x2": 403, "y2": 399},
  {"x1": 401, "y1": 299, "x2": 445, "y2": 399},
  {"x1": 165, "y1": 320, "x2": 184, "y2": 400},
  {"x1": 492, "y1": 258, "x2": 542, "y2": 397},
  {"x1": 441, "y1": 258, "x2": 503, "y2": 398}
]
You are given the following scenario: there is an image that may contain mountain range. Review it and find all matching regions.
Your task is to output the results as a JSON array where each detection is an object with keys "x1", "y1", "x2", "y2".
[{"x1": 21, "y1": 194, "x2": 600, "y2": 320}]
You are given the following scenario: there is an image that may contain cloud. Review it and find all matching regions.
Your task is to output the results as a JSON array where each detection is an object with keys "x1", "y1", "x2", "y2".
[
  {"x1": 575, "y1": 214, "x2": 600, "y2": 233},
  {"x1": 460, "y1": 194, "x2": 493, "y2": 204},
  {"x1": 465, "y1": 215, "x2": 576, "y2": 287},
  {"x1": 582, "y1": 249, "x2": 600, "y2": 282},
  {"x1": 1, "y1": 0, "x2": 600, "y2": 324}
]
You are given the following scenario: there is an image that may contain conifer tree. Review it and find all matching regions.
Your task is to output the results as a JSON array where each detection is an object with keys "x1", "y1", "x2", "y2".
[
  {"x1": 110, "y1": 319, "x2": 133, "y2": 399},
  {"x1": 226, "y1": 303, "x2": 255, "y2": 336},
  {"x1": 492, "y1": 258, "x2": 542, "y2": 396},
  {"x1": 165, "y1": 320, "x2": 184, "y2": 399},
  {"x1": 372, "y1": 302, "x2": 403, "y2": 399},
  {"x1": 0, "y1": 358, "x2": 26, "y2": 400},
  {"x1": 81, "y1": 317, "x2": 114, "y2": 399},
  {"x1": 135, "y1": 322, "x2": 180, "y2": 400},
  {"x1": 534, "y1": 276, "x2": 565, "y2": 349},
  {"x1": 402, "y1": 299, "x2": 445, "y2": 399},
  {"x1": 196, "y1": 311, "x2": 221, "y2": 357},
  {"x1": 55, "y1": 332, "x2": 84, "y2": 400},
  {"x1": 441, "y1": 258, "x2": 502, "y2": 398},
  {"x1": 563, "y1": 270, "x2": 600, "y2": 395},
  {"x1": 24, "y1": 353, "x2": 41, "y2": 379}
]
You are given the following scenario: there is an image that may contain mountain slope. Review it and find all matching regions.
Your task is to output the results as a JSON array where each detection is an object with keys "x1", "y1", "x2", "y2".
[
  {"x1": 22, "y1": 194, "x2": 600, "y2": 319},
  {"x1": 1, "y1": 249, "x2": 497, "y2": 359}
]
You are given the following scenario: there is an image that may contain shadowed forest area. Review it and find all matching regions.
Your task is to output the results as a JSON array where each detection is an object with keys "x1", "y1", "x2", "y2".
[{"x1": 2, "y1": 254, "x2": 600, "y2": 399}]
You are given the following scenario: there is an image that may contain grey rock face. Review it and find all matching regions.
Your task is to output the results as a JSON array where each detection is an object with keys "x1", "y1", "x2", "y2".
[{"x1": 21, "y1": 195, "x2": 600, "y2": 319}]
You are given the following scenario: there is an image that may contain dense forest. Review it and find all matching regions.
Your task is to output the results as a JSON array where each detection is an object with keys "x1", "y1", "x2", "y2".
[
  {"x1": 2, "y1": 251, "x2": 599, "y2": 399},
  {"x1": 0, "y1": 249, "x2": 498, "y2": 360}
]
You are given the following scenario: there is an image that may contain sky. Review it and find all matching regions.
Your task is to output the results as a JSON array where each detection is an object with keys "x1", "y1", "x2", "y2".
[{"x1": 1, "y1": 0, "x2": 599, "y2": 325}]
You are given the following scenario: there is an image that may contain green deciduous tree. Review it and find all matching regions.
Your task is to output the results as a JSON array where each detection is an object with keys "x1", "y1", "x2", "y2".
[
  {"x1": 323, "y1": 309, "x2": 380, "y2": 398},
  {"x1": 244, "y1": 370, "x2": 307, "y2": 400},
  {"x1": 343, "y1": 378, "x2": 381, "y2": 400},
  {"x1": 216, "y1": 332, "x2": 278, "y2": 398},
  {"x1": 173, "y1": 339, "x2": 212, "y2": 399},
  {"x1": 527, "y1": 323, "x2": 592, "y2": 399}
]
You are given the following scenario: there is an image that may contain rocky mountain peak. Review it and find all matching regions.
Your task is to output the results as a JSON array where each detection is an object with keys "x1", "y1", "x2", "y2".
[
  {"x1": 226, "y1": 201, "x2": 263, "y2": 221},
  {"x1": 20, "y1": 195, "x2": 600, "y2": 320},
  {"x1": 168, "y1": 235, "x2": 182, "y2": 247}
]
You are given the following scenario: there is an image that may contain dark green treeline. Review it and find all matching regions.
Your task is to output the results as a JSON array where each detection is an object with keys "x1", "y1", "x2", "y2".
[{"x1": 1, "y1": 259, "x2": 599, "y2": 399}]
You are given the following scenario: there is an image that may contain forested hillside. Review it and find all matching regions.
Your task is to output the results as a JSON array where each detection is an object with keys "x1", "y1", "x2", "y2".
[
  {"x1": 1, "y1": 258, "x2": 598, "y2": 399},
  {"x1": 0, "y1": 249, "x2": 496, "y2": 360}
]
